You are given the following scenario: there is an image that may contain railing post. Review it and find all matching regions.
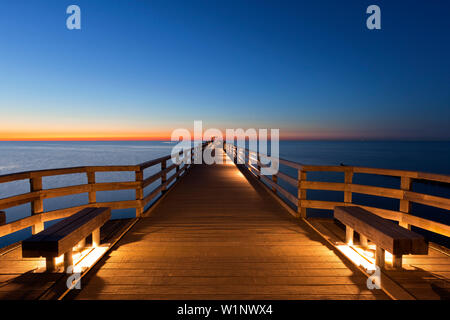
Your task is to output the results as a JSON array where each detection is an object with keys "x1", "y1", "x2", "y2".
[
  {"x1": 183, "y1": 149, "x2": 189, "y2": 171},
  {"x1": 175, "y1": 153, "x2": 180, "y2": 181},
  {"x1": 238, "y1": 148, "x2": 243, "y2": 165},
  {"x1": 399, "y1": 176, "x2": 412, "y2": 229},
  {"x1": 344, "y1": 168, "x2": 353, "y2": 204},
  {"x1": 87, "y1": 170, "x2": 96, "y2": 204},
  {"x1": 30, "y1": 176, "x2": 44, "y2": 234},
  {"x1": 297, "y1": 170, "x2": 307, "y2": 218},
  {"x1": 256, "y1": 153, "x2": 261, "y2": 180},
  {"x1": 161, "y1": 160, "x2": 167, "y2": 194},
  {"x1": 135, "y1": 169, "x2": 144, "y2": 217}
]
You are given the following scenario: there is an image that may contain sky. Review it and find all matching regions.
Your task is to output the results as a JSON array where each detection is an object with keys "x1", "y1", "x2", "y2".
[{"x1": 0, "y1": 0, "x2": 449, "y2": 140}]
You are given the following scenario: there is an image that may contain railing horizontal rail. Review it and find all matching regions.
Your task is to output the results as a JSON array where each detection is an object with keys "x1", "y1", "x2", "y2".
[
  {"x1": 224, "y1": 142, "x2": 450, "y2": 239},
  {"x1": 0, "y1": 141, "x2": 210, "y2": 242},
  {"x1": 227, "y1": 144, "x2": 450, "y2": 182},
  {"x1": 0, "y1": 166, "x2": 144, "y2": 184}
]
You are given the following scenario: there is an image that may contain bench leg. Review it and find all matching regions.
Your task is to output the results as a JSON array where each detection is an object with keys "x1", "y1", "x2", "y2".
[
  {"x1": 375, "y1": 246, "x2": 385, "y2": 269},
  {"x1": 77, "y1": 238, "x2": 86, "y2": 250},
  {"x1": 32, "y1": 222, "x2": 44, "y2": 235},
  {"x1": 360, "y1": 234, "x2": 368, "y2": 248},
  {"x1": 92, "y1": 228, "x2": 100, "y2": 247},
  {"x1": 392, "y1": 254, "x2": 403, "y2": 269},
  {"x1": 64, "y1": 252, "x2": 73, "y2": 272},
  {"x1": 46, "y1": 257, "x2": 56, "y2": 272},
  {"x1": 345, "y1": 226, "x2": 354, "y2": 245}
]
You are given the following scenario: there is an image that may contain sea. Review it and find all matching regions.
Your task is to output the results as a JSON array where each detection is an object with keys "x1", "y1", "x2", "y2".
[{"x1": 0, "y1": 140, "x2": 449, "y2": 248}]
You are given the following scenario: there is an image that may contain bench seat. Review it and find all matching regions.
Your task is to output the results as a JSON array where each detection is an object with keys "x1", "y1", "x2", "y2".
[
  {"x1": 334, "y1": 206, "x2": 428, "y2": 269},
  {"x1": 22, "y1": 207, "x2": 111, "y2": 272}
]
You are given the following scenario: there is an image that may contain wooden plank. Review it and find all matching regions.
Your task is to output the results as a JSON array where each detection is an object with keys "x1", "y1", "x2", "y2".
[
  {"x1": 401, "y1": 213, "x2": 450, "y2": 237},
  {"x1": 303, "y1": 200, "x2": 344, "y2": 210},
  {"x1": 87, "y1": 171, "x2": 96, "y2": 204},
  {"x1": 353, "y1": 167, "x2": 418, "y2": 178},
  {"x1": 260, "y1": 175, "x2": 297, "y2": 205},
  {"x1": 0, "y1": 213, "x2": 43, "y2": 238},
  {"x1": 142, "y1": 163, "x2": 177, "y2": 188},
  {"x1": 0, "y1": 192, "x2": 40, "y2": 210},
  {"x1": 334, "y1": 206, "x2": 427, "y2": 255},
  {"x1": 416, "y1": 172, "x2": 450, "y2": 184},
  {"x1": 88, "y1": 165, "x2": 140, "y2": 172},
  {"x1": 135, "y1": 170, "x2": 144, "y2": 217},
  {"x1": 350, "y1": 184, "x2": 403, "y2": 199},
  {"x1": 308, "y1": 219, "x2": 450, "y2": 299},
  {"x1": 276, "y1": 171, "x2": 297, "y2": 187},
  {"x1": 344, "y1": 170, "x2": 353, "y2": 203},
  {"x1": 278, "y1": 158, "x2": 303, "y2": 170},
  {"x1": 404, "y1": 191, "x2": 450, "y2": 211},
  {"x1": 301, "y1": 181, "x2": 345, "y2": 192},
  {"x1": 297, "y1": 170, "x2": 307, "y2": 218},
  {"x1": 72, "y1": 154, "x2": 389, "y2": 300},
  {"x1": 302, "y1": 165, "x2": 348, "y2": 172},
  {"x1": 22, "y1": 207, "x2": 111, "y2": 257}
]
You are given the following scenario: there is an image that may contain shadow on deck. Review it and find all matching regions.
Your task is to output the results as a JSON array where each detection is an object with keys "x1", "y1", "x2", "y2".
[
  {"x1": 66, "y1": 150, "x2": 388, "y2": 300},
  {"x1": 0, "y1": 149, "x2": 448, "y2": 300}
]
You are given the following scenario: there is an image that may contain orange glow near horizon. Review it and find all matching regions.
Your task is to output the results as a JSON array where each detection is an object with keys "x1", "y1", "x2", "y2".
[
  {"x1": 0, "y1": 131, "x2": 173, "y2": 141},
  {"x1": 0, "y1": 128, "x2": 377, "y2": 141},
  {"x1": 0, "y1": 136, "x2": 173, "y2": 141}
]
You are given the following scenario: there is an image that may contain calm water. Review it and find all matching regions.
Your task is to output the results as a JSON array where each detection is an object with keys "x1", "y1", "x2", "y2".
[{"x1": 0, "y1": 140, "x2": 449, "y2": 248}]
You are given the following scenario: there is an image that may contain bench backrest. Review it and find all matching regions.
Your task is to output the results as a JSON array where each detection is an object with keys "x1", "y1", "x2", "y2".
[
  {"x1": 22, "y1": 207, "x2": 111, "y2": 258},
  {"x1": 334, "y1": 206, "x2": 428, "y2": 255}
]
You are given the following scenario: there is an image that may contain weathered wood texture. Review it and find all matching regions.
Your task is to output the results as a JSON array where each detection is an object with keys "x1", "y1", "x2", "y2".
[
  {"x1": 22, "y1": 207, "x2": 111, "y2": 258},
  {"x1": 0, "y1": 143, "x2": 209, "y2": 239},
  {"x1": 72, "y1": 149, "x2": 387, "y2": 300},
  {"x1": 334, "y1": 206, "x2": 428, "y2": 256},
  {"x1": 0, "y1": 219, "x2": 133, "y2": 300},
  {"x1": 224, "y1": 143, "x2": 450, "y2": 238},
  {"x1": 309, "y1": 218, "x2": 450, "y2": 300}
]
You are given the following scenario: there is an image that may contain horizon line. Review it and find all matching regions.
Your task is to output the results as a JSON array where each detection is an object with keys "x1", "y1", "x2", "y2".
[{"x1": 0, "y1": 137, "x2": 449, "y2": 142}]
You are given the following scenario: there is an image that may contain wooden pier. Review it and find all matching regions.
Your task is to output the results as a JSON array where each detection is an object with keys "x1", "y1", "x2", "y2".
[{"x1": 0, "y1": 142, "x2": 449, "y2": 300}]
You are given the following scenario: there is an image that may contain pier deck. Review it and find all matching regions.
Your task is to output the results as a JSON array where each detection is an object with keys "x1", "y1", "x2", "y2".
[
  {"x1": 0, "y1": 147, "x2": 449, "y2": 300},
  {"x1": 70, "y1": 150, "x2": 388, "y2": 300}
]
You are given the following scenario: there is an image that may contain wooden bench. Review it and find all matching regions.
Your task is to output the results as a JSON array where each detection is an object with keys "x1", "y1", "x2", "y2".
[
  {"x1": 334, "y1": 206, "x2": 428, "y2": 269},
  {"x1": 22, "y1": 207, "x2": 111, "y2": 272}
]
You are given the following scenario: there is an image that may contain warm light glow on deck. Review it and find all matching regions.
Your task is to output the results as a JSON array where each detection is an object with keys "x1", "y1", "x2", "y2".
[
  {"x1": 336, "y1": 243, "x2": 394, "y2": 272},
  {"x1": 39, "y1": 245, "x2": 109, "y2": 273},
  {"x1": 336, "y1": 244, "x2": 376, "y2": 271},
  {"x1": 75, "y1": 246, "x2": 109, "y2": 272}
]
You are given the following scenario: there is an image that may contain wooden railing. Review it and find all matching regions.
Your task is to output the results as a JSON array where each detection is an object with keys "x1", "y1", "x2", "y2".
[
  {"x1": 0, "y1": 142, "x2": 210, "y2": 239},
  {"x1": 224, "y1": 143, "x2": 450, "y2": 239}
]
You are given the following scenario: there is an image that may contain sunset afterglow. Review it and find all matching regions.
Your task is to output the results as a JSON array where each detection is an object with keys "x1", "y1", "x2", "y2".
[{"x1": 1, "y1": 1, "x2": 449, "y2": 141}]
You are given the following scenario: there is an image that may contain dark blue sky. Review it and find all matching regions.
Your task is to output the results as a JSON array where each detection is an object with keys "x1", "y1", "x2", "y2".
[{"x1": 0, "y1": 0, "x2": 449, "y2": 139}]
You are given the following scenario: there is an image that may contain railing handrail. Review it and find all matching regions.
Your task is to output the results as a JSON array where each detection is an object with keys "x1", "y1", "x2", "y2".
[
  {"x1": 226, "y1": 143, "x2": 450, "y2": 183},
  {"x1": 0, "y1": 142, "x2": 208, "y2": 183},
  {"x1": 224, "y1": 142, "x2": 450, "y2": 239},
  {"x1": 0, "y1": 141, "x2": 211, "y2": 240}
]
